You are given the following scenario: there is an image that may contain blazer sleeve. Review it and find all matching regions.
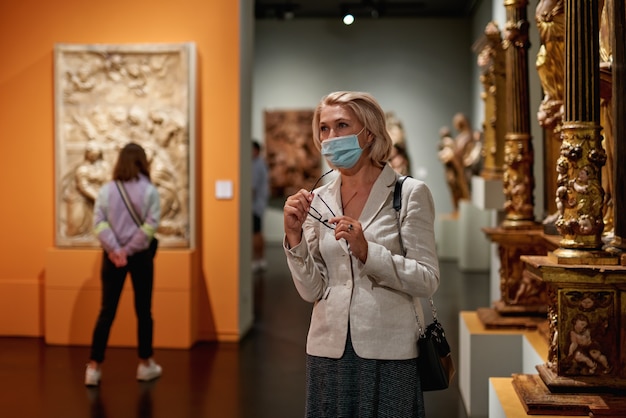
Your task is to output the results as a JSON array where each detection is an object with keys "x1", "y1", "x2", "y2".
[
  {"x1": 283, "y1": 217, "x2": 330, "y2": 303},
  {"x1": 362, "y1": 179, "x2": 440, "y2": 298}
]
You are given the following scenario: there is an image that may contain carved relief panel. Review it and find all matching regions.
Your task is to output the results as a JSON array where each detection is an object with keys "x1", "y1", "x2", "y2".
[
  {"x1": 54, "y1": 43, "x2": 196, "y2": 248},
  {"x1": 557, "y1": 289, "x2": 617, "y2": 377}
]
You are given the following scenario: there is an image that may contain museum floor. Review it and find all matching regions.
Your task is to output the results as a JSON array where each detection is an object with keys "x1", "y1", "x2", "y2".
[{"x1": 0, "y1": 243, "x2": 490, "y2": 418}]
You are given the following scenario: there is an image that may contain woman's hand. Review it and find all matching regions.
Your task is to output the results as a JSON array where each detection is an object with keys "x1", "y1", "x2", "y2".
[
  {"x1": 330, "y1": 216, "x2": 368, "y2": 263},
  {"x1": 108, "y1": 249, "x2": 128, "y2": 268},
  {"x1": 284, "y1": 189, "x2": 313, "y2": 248}
]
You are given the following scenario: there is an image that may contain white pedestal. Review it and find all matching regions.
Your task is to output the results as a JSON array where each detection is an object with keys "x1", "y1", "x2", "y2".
[
  {"x1": 471, "y1": 176, "x2": 504, "y2": 210},
  {"x1": 522, "y1": 331, "x2": 548, "y2": 374},
  {"x1": 458, "y1": 201, "x2": 492, "y2": 272},
  {"x1": 459, "y1": 311, "x2": 536, "y2": 418},
  {"x1": 489, "y1": 210, "x2": 505, "y2": 303},
  {"x1": 435, "y1": 214, "x2": 459, "y2": 260}
]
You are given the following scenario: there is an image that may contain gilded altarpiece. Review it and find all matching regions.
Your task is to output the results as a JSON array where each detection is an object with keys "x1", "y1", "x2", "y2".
[{"x1": 54, "y1": 43, "x2": 196, "y2": 248}]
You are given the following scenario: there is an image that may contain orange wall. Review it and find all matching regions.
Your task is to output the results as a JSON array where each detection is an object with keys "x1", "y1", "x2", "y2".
[{"x1": 0, "y1": 0, "x2": 242, "y2": 340}]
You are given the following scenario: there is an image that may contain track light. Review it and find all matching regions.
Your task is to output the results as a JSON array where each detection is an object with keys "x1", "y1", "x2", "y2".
[{"x1": 343, "y1": 13, "x2": 355, "y2": 25}]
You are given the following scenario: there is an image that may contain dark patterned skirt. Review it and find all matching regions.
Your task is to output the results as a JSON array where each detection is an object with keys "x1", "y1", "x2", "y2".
[{"x1": 305, "y1": 331, "x2": 425, "y2": 418}]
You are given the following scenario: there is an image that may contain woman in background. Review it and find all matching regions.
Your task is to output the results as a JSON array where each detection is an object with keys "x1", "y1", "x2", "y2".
[{"x1": 85, "y1": 142, "x2": 161, "y2": 386}]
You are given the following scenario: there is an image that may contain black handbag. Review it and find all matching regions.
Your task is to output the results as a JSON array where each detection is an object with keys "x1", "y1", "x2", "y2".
[
  {"x1": 394, "y1": 176, "x2": 456, "y2": 391},
  {"x1": 416, "y1": 300, "x2": 456, "y2": 391},
  {"x1": 115, "y1": 180, "x2": 158, "y2": 258}
]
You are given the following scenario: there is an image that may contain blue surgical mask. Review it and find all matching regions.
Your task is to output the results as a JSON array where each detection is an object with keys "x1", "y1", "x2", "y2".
[{"x1": 321, "y1": 127, "x2": 366, "y2": 169}]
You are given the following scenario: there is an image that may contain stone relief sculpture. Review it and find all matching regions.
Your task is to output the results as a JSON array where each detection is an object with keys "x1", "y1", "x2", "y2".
[{"x1": 54, "y1": 43, "x2": 196, "y2": 248}]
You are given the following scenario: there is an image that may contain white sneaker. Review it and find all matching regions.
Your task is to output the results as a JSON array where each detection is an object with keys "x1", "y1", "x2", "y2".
[
  {"x1": 85, "y1": 365, "x2": 101, "y2": 386},
  {"x1": 137, "y1": 359, "x2": 162, "y2": 381}
]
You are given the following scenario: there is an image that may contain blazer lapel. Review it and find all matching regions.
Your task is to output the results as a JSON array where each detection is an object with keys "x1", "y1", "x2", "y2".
[
  {"x1": 359, "y1": 165, "x2": 397, "y2": 231},
  {"x1": 325, "y1": 178, "x2": 351, "y2": 254}
]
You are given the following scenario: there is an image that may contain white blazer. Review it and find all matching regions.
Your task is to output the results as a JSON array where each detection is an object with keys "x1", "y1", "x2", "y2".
[{"x1": 284, "y1": 164, "x2": 440, "y2": 360}]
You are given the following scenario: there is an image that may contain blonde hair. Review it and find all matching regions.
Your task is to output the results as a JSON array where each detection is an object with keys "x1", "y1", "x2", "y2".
[{"x1": 312, "y1": 91, "x2": 393, "y2": 168}]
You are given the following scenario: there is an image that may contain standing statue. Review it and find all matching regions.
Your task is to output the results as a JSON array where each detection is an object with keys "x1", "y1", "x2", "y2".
[
  {"x1": 386, "y1": 112, "x2": 412, "y2": 176},
  {"x1": 599, "y1": 0, "x2": 615, "y2": 238},
  {"x1": 536, "y1": 0, "x2": 566, "y2": 223},
  {"x1": 535, "y1": 0, "x2": 565, "y2": 131},
  {"x1": 452, "y1": 113, "x2": 483, "y2": 190},
  {"x1": 438, "y1": 126, "x2": 470, "y2": 214}
]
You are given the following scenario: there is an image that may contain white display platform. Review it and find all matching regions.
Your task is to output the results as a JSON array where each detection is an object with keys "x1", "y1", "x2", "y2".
[
  {"x1": 458, "y1": 200, "x2": 492, "y2": 272},
  {"x1": 522, "y1": 331, "x2": 548, "y2": 374},
  {"x1": 435, "y1": 201, "x2": 492, "y2": 270},
  {"x1": 459, "y1": 311, "x2": 548, "y2": 418},
  {"x1": 489, "y1": 377, "x2": 578, "y2": 418},
  {"x1": 488, "y1": 210, "x2": 505, "y2": 303},
  {"x1": 435, "y1": 213, "x2": 459, "y2": 260},
  {"x1": 471, "y1": 176, "x2": 504, "y2": 210}
]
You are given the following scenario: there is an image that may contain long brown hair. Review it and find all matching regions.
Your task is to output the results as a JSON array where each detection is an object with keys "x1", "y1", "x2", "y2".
[{"x1": 112, "y1": 142, "x2": 151, "y2": 181}]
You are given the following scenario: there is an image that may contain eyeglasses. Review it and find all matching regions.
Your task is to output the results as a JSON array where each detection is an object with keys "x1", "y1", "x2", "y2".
[
  {"x1": 307, "y1": 169, "x2": 336, "y2": 230},
  {"x1": 309, "y1": 169, "x2": 333, "y2": 192}
]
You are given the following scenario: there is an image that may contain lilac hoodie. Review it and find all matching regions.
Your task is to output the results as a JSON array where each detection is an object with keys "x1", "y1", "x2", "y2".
[{"x1": 94, "y1": 174, "x2": 161, "y2": 256}]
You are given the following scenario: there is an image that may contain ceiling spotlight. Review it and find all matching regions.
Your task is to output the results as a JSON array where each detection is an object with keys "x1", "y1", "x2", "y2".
[{"x1": 343, "y1": 13, "x2": 355, "y2": 25}]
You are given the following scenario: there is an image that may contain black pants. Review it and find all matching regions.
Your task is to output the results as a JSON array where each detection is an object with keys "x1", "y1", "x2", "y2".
[{"x1": 89, "y1": 249, "x2": 154, "y2": 363}]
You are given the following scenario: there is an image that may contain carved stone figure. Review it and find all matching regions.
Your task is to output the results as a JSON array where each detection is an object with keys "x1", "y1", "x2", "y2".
[{"x1": 62, "y1": 141, "x2": 111, "y2": 237}]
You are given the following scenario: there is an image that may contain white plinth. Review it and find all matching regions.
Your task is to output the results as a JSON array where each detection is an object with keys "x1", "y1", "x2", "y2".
[
  {"x1": 471, "y1": 176, "x2": 504, "y2": 210},
  {"x1": 522, "y1": 331, "x2": 548, "y2": 373},
  {"x1": 459, "y1": 311, "x2": 534, "y2": 418},
  {"x1": 435, "y1": 214, "x2": 459, "y2": 260},
  {"x1": 458, "y1": 201, "x2": 492, "y2": 272}
]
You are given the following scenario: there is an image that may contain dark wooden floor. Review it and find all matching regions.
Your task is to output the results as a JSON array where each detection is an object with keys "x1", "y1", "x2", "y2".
[{"x1": 0, "y1": 244, "x2": 490, "y2": 418}]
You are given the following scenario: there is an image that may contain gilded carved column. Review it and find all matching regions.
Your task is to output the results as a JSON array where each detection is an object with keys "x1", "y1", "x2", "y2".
[
  {"x1": 553, "y1": 0, "x2": 607, "y2": 257},
  {"x1": 481, "y1": 1, "x2": 549, "y2": 324},
  {"x1": 514, "y1": 0, "x2": 626, "y2": 405},
  {"x1": 475, "y1": 21, "x2": 506, "y2": 180},
  {"x1": 502, "y1": 0, "x2": 537, "y2": 228}
]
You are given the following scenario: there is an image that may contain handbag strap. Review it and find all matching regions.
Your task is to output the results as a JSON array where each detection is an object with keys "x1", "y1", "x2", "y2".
[
  {"x1": 393, "y1": 176, "x2": 439, "y2": 334},
  {"x1": 115, "y1": 180, "x2": 143, "y2": 228}
]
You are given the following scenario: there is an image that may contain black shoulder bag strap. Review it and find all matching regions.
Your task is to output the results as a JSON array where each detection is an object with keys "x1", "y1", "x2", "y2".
[
  {"x1": 394, "y1": 175, "x2": 410, "y2": 254},
  {"x1": 393, "y1": 175, "x2": 439, "y2": 333}
]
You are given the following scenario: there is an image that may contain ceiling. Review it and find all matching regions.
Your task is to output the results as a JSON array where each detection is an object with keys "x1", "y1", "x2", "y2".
[{"x1": 255, "y1": 0, "x2": 478, "y2": 20}]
